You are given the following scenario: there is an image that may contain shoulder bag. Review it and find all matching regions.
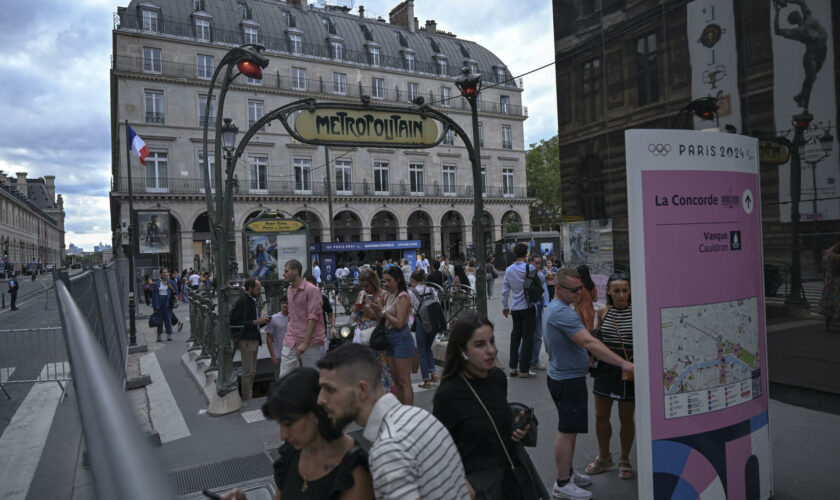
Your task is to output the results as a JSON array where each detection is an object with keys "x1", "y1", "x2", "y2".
[
  {"x1": 461, "y1": 374, "x2": 541, "y2": 500},
  {"x1": 614, "y1": 313, "x2": 634, "y2": 382}
]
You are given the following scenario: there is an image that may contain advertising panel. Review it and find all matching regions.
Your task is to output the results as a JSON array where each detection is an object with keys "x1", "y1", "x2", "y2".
[
  {"x1": 560, "y1": 219, "x2": 613, "y2": 275},
  {"x1": 687, "y1": 0, "x2": 742, "y2": 132},
  {"x1": 626, "y1": 130, "x2": 771, "y2": 499},
  {"x1": 137, "y1": 210, "x2": 170, "y2": 255},
  {"x1": 243, "y1": 212, "x2": 309, "y2": 281},
  {"x1": 771, "y1": 0, "x2": 838, "y2": 221}
]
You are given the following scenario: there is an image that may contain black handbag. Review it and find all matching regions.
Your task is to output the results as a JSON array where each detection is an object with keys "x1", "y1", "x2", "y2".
[
  {"x1": 368, "y1": 318, "x2": 389, "y2": 351},
  {"x1": 148, "y1": 311, "x2": 161, "y2": 328}
]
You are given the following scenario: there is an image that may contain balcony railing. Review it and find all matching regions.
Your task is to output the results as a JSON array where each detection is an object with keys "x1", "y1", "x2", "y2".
[
  {"x1": 145, "y1": 112, "x2": 165, "y2": 124},
  {"x1": 116, "y1": 11, "x2": 522, "y2": 89},
  {"x1": 115, "y1": 56, "x2": 527, "y2": 118},
  {"x1": 112, "y1": 177, "x2": 532, "y2": 199}
]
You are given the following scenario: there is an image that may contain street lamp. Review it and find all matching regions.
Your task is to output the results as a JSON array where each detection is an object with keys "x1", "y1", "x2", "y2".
[
  {"x1": 454, "y1": 67, "x2": 488, "y2": 317},
  {"x1": 786, "y1": 111, "x2": 813, "y2": 308}
]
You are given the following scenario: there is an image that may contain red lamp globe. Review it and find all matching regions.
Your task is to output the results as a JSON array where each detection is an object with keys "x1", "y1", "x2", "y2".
[{"x1": 237, "y1": 60, "x2": 263, "y2": 79}]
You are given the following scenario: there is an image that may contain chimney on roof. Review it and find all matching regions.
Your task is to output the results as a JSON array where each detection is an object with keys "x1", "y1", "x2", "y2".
[
  {"x1": 425, "y1": 19, "x2": 436, "y2": 34},
  {"x1": 45, "y1": 175, "x2": 56, "y2": 203},
  {"x1": 389, "y1": 1, "x2": 415, "y2": 32},
  {"x1": 16, "y1": 172, "x2": 28, "y2": 200},
  {"x1": 358, "y1": 5, "x2": 364, "y2": 18}
]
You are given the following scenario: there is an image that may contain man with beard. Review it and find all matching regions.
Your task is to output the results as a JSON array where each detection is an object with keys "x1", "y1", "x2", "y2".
[{"x1": 317, "y1": 343, "x2": 470, "y2": 500}]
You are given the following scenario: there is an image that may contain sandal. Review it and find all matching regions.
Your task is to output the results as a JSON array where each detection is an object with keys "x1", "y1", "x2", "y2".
[
  {"x1": 584, "y1": 455, "x2": 615, "y2": 475},
  {"x1": 417, "y1": 381, "x2": 432, "y2": 389},
  {"x1": 430, "y1": 373, "x2": 439, "y2": 383},
  {"x1": 618, "y1": 461, "x2": 635, "y2": 479}
]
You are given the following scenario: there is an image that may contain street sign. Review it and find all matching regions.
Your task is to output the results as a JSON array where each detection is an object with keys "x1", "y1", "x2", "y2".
[
  {"x1": 246, "y1": 219, "x2": 304, "y2": 232},
  {"x1": 758, "y1": 139, "x2": 790, "y2": 165},
  {"x1": 295, "y1": 107, "x2": 439, "y2": 147}
]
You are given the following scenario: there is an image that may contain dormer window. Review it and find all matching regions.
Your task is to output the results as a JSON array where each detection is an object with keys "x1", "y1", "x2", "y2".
[
  {"x1": 321, "y1": 17, "x2": 336, "y2": 35},
  {"x1": 360, "y1": 24, "x2": 373, "y2": 41},
  {"x1": 428, "y1": 38, "x2": 440, "y2": 53},
  {"x1": 495, "y1": 66, "x2": 506, "y2": 84},
  {"x1": 459, "y1": 43, "x2": 471, "y2": 59},
  {"x1": 193, "y1": 0, "x2": 205, "y2": 11},
  {"x1": 195, "y1": 18, "x2": 210, "y2": 41},
  {"x1": 435, "y1": 55, "x2": 448, "y2": 76},
  {"x1": 141, "y1": 9, "x2": 158, "y2": 31},
  {"x1": 395, "y1": 30, "x2": 408, "y2": 47},
  {"x1": 369, "y1": 46, "x2": 381, "y2": 66},
  {"x1": 244, "y1": 26, "x2": 258, "y2": 44},
  {"x1": 238, "y1": 1, "x2": 252, "y2": 20},
  {"x1": 331, "y1": 40, "x2": 343, "y2": 60},
  {"x1": 404, "y1": 52, "x2": 415, "y2": 71},
  {"x1": 467, "y1": 61, "x2": 478, "y2": 75},
  {"x1": 289, "y1": 31, "x2": 303, "y2": 54}
]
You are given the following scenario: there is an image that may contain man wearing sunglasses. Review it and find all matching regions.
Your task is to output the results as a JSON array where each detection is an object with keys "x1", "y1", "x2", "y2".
[{"x1": 543, "y1": 267, "x2": 634, "y2": 499}]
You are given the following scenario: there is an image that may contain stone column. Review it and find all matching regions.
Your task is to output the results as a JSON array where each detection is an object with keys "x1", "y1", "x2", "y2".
[
  {"x1": 361, "y1": 226, "x2": 371, "y2": 242},
  {"x1": 181, "y1": 230, "x2": 195, "y2": 270}
]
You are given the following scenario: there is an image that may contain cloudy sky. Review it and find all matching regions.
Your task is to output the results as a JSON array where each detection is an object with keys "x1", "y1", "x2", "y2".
[{"x1": 0, "y1": 0, "x2": 557, "y2": 250}]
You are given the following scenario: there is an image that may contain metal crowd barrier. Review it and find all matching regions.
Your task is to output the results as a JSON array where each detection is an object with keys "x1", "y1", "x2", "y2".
[
  {"x1": 54, "y1": 279, "x2": 176, "y2": 499},
  {"x1": 0, "y1": 327, "x2": 72, "y2": 400},
  {"x1": 187, "y1": 287, "x2": 220, "y2": 375}
]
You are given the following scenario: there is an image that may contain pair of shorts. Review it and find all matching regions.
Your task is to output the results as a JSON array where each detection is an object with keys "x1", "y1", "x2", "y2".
[
  {"x1": 385, "y1": 325, "x2": 415, "y2": 358},
  {"x1": 547, "y1": 376, "x2": 588, "y2": 434},
  {"x1": 593, "y1": 364, "x2": 635, "y2": 401}
]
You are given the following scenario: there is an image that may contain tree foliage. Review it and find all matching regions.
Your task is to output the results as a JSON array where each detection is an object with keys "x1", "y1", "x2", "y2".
[{"x1": 526, "y1": 136, "x2": 563, "y2": 231}]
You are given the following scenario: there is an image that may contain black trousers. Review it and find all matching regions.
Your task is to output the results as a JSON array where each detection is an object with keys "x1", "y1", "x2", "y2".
[
  {"x1": 509, "y1": 307, "x2": 536, "y2": 373},
  {"x1": 10, "y1": 291, "x2": 17, "y2": 309}
]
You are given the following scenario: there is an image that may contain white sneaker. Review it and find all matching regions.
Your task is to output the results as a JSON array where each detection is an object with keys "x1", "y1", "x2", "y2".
[
  {"x1": 573, "y1": 469, "x2": 592, "y2": 487},
  {"x1": 551, "y1": 481, "x2": 592, "y2": 500}
]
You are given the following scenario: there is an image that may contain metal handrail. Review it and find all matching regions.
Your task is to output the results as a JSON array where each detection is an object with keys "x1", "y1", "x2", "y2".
[{"x1": 54, "y1": 280, "x2": 176, "y2": 500}]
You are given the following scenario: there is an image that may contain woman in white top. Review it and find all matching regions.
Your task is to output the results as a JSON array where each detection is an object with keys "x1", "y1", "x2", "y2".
[
  {"x1": 410, "y1": 269, "x2": 439, "y2": 389},
  {"x1": 401, "y1": 259, "x2": 413, "y2": 285},
  {"x1": 466, "y1": 258, "x2": 477, "y2": 290}
]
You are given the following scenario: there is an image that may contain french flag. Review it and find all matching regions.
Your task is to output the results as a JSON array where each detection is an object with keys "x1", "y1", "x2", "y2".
[{"x1": 127, "y1": 125, "x2": 149, "y2": 165}]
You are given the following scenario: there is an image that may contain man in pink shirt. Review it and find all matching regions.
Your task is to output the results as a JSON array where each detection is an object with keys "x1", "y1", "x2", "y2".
[{"x1": 280, "y1": 259, "x2": 325, "y2": 375}]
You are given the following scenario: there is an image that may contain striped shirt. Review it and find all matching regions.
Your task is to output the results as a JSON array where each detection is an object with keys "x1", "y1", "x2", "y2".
[
  {"x1": 600, "y1": 306, "x2": 634, "y2": 358},
  {"x1": 363, "y1": 393, "x2": 469, "y2": 500}
]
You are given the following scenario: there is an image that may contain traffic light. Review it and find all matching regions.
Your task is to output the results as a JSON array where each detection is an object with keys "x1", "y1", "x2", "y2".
[
  {"x1": 691, "y1": 97, "x2": 718, "y2": 121},
  {"x1": 792, "y1": 112, "x2": 813, "y2": 133}
]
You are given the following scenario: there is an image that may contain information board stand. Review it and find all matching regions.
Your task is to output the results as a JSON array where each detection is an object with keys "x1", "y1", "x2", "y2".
[{"x1": 626, "y1": 130, "x2": 772, "y2": 499}]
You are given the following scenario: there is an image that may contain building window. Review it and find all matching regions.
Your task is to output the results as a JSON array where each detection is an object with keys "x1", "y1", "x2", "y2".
[
  {"x1": 442, "y1": 165, "x2": 456, "y2": 196},
  {"x1": 582, "y1": 58, "x2": 602, "y2": 123},
  {"x1": 197, "y1": 54, "x2": 214, "y2": 79},
  {"x1": 495, "y1": 67, "x2": 506, "y2": 84},
  {"x1": 440, "y1": 86, "x2": 451, "y2": 107},
  {"x1": 292, "y1": 67, "x2": 306, "y2": 90},
  {"x1": 248, "y1": 100, "x2": 263, "y2": 128},
  {"x1": 294, "y1": 158, "x2": 312, "y2": 193},
  {"x1": 503, "y1": 167, "x2": 514, "y2": 197},
  {"x1": 249, "y1": 155, "x2": 268, "y2": 192},
  {"x1": 333, "y1": 72, "x2": 347, "y2": 94},
  {"x1": 372, "y1": 77, "x2": 384, "y2": 99},
  {"x1": 436, "y1": 58, "x2": 447, "y2": 76},
  {"x1": 404, "y1": 52, "x2": 415, "y2": 71},
  {"x1": 142, "y1": 9, "x2": 158, "y2": 31},
  {"x1": 335, "y1": 159, "x2": 352, "y2": 194},
  {"x1": 407, "y1": 82, "x2": 419, "y2": 102},
  {"x1": 145, "y1": 152, "x2": 168, "y2": 192},
  {"x1": 481, "y1": 165, "x2": 487, "y2": 195},
  {"x1": 501, "y1": 125, "x2": 512, "y2": 149},
  {"x1": 331, "y1": 40, "x2": 343, "y2": 60},
  {"x1": 409, "y1": 163, "x2": 424, "y2": 194},
  {"x1": 199, "y1": 153, "x2": 214, "y2": 193},
  {"x1": 500, "y1": 95, "x2": 510, "y2": 114},
  {"x1": 469, "y1": 62, "x2": 478, "y2": 74},
  {"x1": 198, "y1": 95, "x2": 216, "y2": 127},
  {"x1": 373, "y1": 161, "x2": 389, "y2": 194},
  {"x1": 289, "y1": 33, "x2": 303, "y2": 54},
  {"x1": 195, "y1": 19, "x2": 211, "y2": 41},
  {"x1": 144, "y1": 90, "x2": 164, "y2": 123},
  {"x1": 636, "y1": 33, "x2": 659, "y2": 106},
  {"x1": 369, "y1": 46, "x2": 380, "y2": 66},
  {"x1": 193, "y1": 0, "x2": 206, "y2": 11},
  {"x1": 478, "y1": 122, "x2": 484, "y2": 147},
  {"x1": 443, "y1": 129, "x2": 455, "y2": 145},
  {"x1": 143, "y1": 47, "x2": 161, "y2": 73},
  {"x1": 244, "y1": 26, "x2": 259, "y2": 45}
]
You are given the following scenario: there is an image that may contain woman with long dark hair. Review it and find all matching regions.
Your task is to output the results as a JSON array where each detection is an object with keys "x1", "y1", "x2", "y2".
[
  {"x1": 585, "y1": 272, "x2": 635, "y2": 480},
  {"x1": 364, "y1": 266, "x2": 415, "y2": 405},
  {"x1": 221, "y1": 367, "x2": 372, "y2": 500},
  {"x1": 575, "y1": 265, "x2": 598, "y2": 331},
  {"x1": 351, "y1": 269, "x2": 392, "y2": 393},
  {"x1": 433, "y1": 312, "x2": 531, "y2": 499}
]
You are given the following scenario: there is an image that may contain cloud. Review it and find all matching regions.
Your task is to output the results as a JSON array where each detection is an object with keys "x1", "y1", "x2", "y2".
[{"x1": 63, "y1": 194, "x2": 113, "y2": 249}]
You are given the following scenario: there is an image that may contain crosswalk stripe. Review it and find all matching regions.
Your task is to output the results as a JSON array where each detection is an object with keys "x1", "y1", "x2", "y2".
[
  {"x1": 0, "y1": 363, "x2": 68, "y2": 500},
  {"x1": 140, "y1": 353, "x2": 191, "y2": 444}
]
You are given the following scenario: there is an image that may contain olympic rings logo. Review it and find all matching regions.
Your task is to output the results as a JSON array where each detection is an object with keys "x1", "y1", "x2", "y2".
[{"x1": 648, "y1": 144, "x2": 672, "y2": 156}]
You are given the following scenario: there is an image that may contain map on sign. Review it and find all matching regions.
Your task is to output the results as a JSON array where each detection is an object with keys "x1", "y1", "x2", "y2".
[{"x1": 661, "y1": 298, "x2": 760, "y2": 419}]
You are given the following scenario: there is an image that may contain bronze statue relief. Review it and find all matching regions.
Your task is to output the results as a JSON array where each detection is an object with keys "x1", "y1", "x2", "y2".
[{"x1": 773, "y1": 0, "x2": 828, "y2": 111}]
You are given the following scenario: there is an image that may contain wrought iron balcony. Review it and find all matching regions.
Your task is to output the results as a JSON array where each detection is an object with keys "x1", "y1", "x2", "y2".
[{"x1": 145, "y1": 112, "x2": 165, "y2": 124}]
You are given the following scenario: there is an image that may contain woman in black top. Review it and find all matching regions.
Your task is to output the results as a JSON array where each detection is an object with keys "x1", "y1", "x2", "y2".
[
  {"x1": 433, "y1": 312, "x2": 529, "y2": 500},
  {"x1": 221, "y1": 367, "x2": 372, "y2": 500}
]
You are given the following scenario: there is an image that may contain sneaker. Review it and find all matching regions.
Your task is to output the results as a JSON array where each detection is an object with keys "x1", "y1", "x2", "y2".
[
  {"x1": 167, "y1": 335, "x2": 172, "y2": 341},
  {"x1": 509, "y1": 369, "x2": 518, "y2": 377},
  {"x1": 552, "y1": 481, "x2": 592, "y2": 499},
  {"x1": 573, "y1": 469, "x2": 592, "y2": 487},
  {"x1": 531, "y1": 363, "x2": 547, "y2": 371},
  {"x1": 518, "y1": 371, "x2": 537, "y2": 378},
  {"x1": 156, "y1": 335, "x2": 162, "y2": 342}
]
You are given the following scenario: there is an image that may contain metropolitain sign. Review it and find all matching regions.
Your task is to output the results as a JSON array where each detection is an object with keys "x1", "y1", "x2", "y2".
[{"x1": 295, "y1": 108, "x2": 439, "y2": 147}]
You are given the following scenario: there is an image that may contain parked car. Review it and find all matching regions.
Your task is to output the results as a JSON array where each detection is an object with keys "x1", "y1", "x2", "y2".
[{"x1": 71, "y1": 263, "x2": 82, "y2": 269}]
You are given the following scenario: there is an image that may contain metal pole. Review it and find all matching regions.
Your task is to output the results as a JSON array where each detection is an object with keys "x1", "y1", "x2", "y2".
[
  {"x1": 124, "y1": 120, "x2": 138, "y2": 346},
  {"x1": 324, "y1": 146, "x2": 336, "y2": 242},
  {"x1": 787, "y1": 122, "x2": 807, "y2": 308},
  {"x1": 467, "y1": 97, "x2": 488, "y2": 318},
  {"x1": 811, "y1": 161, "x2": 818, "y2": 215}
]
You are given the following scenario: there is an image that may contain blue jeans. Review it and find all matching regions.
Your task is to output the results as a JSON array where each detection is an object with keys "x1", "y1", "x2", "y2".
[
  {"x1": 518, "y1": 311, "x2": 543, "y2": 367},
  {"x1": 156, "y1": 303, "x2": 173, "y2": 335},
  {"x1": 414, "y1": 320, "x2": 435, "y2": 381}
]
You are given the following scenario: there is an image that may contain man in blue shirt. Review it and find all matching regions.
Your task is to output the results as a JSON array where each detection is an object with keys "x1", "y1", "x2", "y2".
[
  {"x1": 502, "y1": 242, "x2": 538, "y2": 377},
  {"x1": 543, "y1": 267, "x2": 634, "y2": 500},
  {"x1": 518, "y1": 254, "x2": 549, "y2": 371}
]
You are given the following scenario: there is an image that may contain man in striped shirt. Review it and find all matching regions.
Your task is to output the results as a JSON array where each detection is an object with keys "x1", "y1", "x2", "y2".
[{"x1": 318, "y1": 343, "x2": 470, "y2": 500}]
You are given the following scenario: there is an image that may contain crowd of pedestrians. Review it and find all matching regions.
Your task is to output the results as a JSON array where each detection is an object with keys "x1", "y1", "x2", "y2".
[{"x1": 151, "y1": 244, "x2": 635, "y2": 499}]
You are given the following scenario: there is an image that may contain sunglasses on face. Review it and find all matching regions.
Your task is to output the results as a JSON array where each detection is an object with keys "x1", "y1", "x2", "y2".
[
  {"x1": 609, "y1": 272, "x2": 629, "y2": 282},
  {"x1": 559, "y1": 285, "x2": 582, "y2": 293}
]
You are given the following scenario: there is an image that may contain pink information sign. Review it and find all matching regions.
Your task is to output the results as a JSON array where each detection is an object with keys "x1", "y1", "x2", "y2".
[{"x1": 626, "y1": 130, "x2": 772, "y2": 500}]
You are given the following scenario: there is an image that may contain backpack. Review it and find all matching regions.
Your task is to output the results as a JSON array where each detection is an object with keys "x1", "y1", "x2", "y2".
[
  {"x1": 523, "y1": 264, "x2": 544, "y2": 306},
  {"x1": 411, "y1": 287, "x2": 447, "y2": 336}
]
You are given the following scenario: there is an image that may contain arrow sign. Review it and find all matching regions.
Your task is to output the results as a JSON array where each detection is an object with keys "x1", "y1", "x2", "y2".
[{"x1": 744, "y1": 194, "x2": 752, "y2": 209}]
